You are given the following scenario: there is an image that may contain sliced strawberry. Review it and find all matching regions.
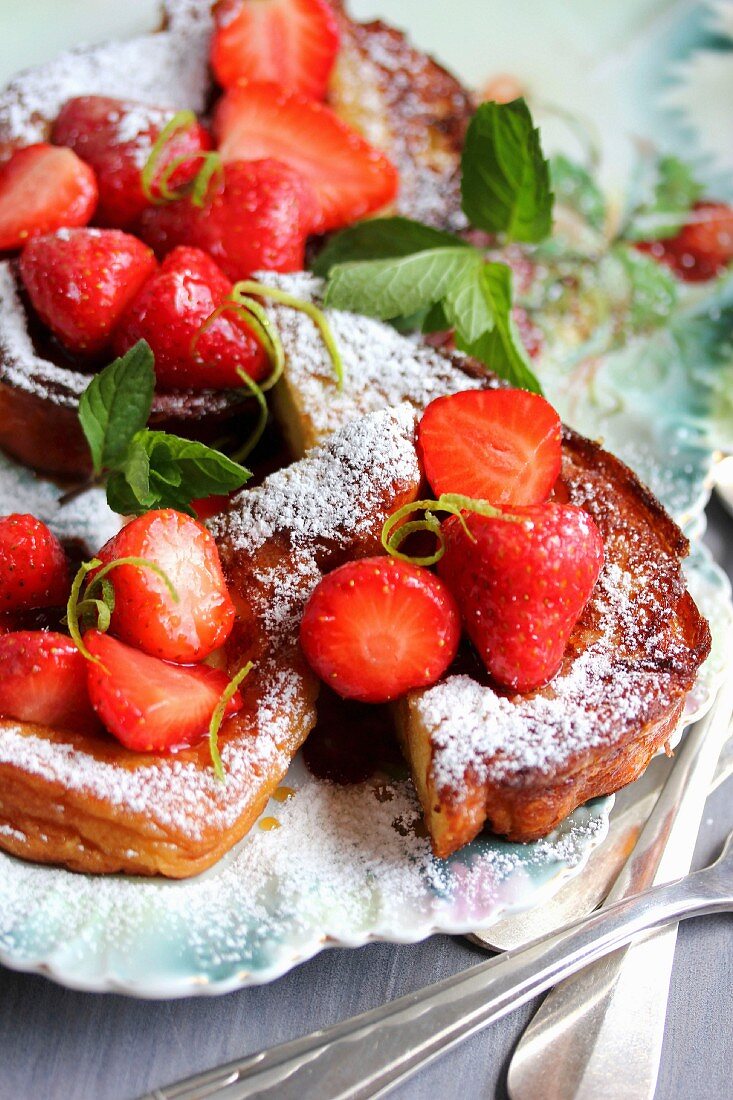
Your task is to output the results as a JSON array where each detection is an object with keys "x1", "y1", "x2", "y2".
[
  {"x1": 84, "y1": 630, "x2": 242, "y2": 752},
  {"x1": 0, "y1": 144, "x2": 97, "y2": 251},
  {"x1": 0, "y1": 613, "x2": 16, "y2": 635},
  {"x1": 137, "y1": 158, "x2": 319, "y2": 281},
  {"x1": 20, "y1": 228, "x2": 157, "y2": 355},
  {"x1": 637, "y1": 201, "x2": 733, "y2": 282},
  {"x1": 211, "y1": 0, "x2": 340, "y2": 99},
  {"x1": 113, "y1": 245, "x2": 267, "y2": 388},
  {"x1": 0, "y1": 631, "x2": 99, "y2": 733},
  {"x1": 214, "y1": 82, "x2": 399, "y2": 232},
  {"x1": 299, "y1": 556, "x2": 460, "y2": 703},
  {"x1": 92, "y1": 508, "x2": 235, "y2": 663},
  {"x1": 52, "y1": 96, "x2": 212, "y2": 228},
  {"x1": 0, "y1": 514, "x2": 69, "y2": 613},
  {"x1": 417, "y1": 389, "x2": 562, "y2": 507},
  {"x1": 438, "y1": 504, "x2": 604, "y2": 692}
]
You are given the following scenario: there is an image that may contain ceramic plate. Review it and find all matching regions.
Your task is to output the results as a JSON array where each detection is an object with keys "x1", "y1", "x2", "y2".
[{"x1": 0, "y1": 0, "x2": 731, "y2": 996}]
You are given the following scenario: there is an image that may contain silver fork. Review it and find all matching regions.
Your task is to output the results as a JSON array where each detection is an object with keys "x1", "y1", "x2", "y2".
[{"x1": 142, "y1": 829, "x2": 733, "y2": 1100}]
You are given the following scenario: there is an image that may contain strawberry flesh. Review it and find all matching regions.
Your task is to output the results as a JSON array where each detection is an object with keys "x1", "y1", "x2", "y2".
[
  {"x1": 113, "y1": 245, "x2": 267, "y2": 388},
  {"x1": 137, "y1": 158, "x2": 319, "y2": 281},
  {"x1": 213, "y1": 82, "x2": 399, "y2": 232},
  {"x1": 0, "y1": 631, "x2": 99, "y2": 733},
  {"x1": 0, "y1": 513, "x2": 69, "y2": 612},
  {"x1": 417, "y1": 389, "x2": 562, "y2": 506},
  {"x1": 0, "y1": 144, "x2": 97, "y2": 251},
  {"x1": 299, "y1": 556, "x2": 461, "y2": 703},
  {"x1": 84, "y1": 630, "x2": 242, "y2": 753},
  {"x1": 211, "y1": 0, "x2": 340, "y2": 100},
  {"x1": 439, "y1": 504, "x2": 604, "y2": 692},
  {"x1": 92, "y1": 508, "x2": 235, "y2": 663},
  {"x1": 52, "y1": 96, "x2": 212, "y2": 228},
  {"x1": 20, "y1": 228, "x2": 157, "y2": 355}
]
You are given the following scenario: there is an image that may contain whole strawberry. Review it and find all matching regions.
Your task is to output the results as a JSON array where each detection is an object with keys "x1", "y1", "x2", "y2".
[
  {"x1": 438, "y1": 504, "x2": 604, "y2": 692},
  {"x1": 637, "y1": 201, "x2": 733, "y2": 283},
  {"x1": 113, "y1": 246, "x2": 267, "y2": 388},
  {"x1": 20, "y1": 228, "x2": 157, "y2": 354},
  {"x1": 52, "y1": 96, "x2": 213, "y2": 228},
  {"x1": 137, "y1": 158, "x2": 319, "y2": 280},
  {"x1": 0, "y1": 514, "x2": 69, "y2": 613}
]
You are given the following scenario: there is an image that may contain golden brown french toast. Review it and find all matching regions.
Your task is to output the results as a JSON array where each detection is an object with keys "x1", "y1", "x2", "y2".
[
  {"x1": 395, "y1": 429, "x2": 711, "y2": 855},
  {"x1": 260, "y1": 273, "x2": 711, "y2": 855},
  {"x1": 0, "y1": 406, "x2": 421, "y2": 877}
]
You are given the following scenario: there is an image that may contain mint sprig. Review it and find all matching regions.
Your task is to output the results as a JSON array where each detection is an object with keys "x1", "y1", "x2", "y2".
[
  {"x1": 76, "y1": 341, "x2": 251, "y2": 516},
  {"x1": 624, "y1": 155, "x2": 704, "y2": 242},
  {"x1": 314, "y1": 99, "x2": 553, "y2": 394},
  {"x1": 461, "y1": 98, "x2": 553, "y2": 243}
]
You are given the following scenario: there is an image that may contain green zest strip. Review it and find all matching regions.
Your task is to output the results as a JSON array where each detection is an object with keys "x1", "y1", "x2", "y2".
[
  {"x1": 66, "y1": 556, "x2": 179, "y2": 664},
  {"x1": 141, "y1": 109, "x2": 222, "y2": 207},
  {"x1": 209, "y1": 661, "x2": 254, "y2": 781},
  {"x1": 232, "y1": 280, "x2": 345, "y2": 390},
  {"x1": 381, "y1": 493, "x2": 519, "y2": 566}
]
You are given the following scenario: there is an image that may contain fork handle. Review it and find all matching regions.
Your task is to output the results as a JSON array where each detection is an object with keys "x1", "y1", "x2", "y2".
[{"x1": 145, "y1": 865, "x2": 729, "y2": 1100}]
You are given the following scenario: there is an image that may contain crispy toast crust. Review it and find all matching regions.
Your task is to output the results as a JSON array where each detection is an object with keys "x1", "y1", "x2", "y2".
[{"x1": 0, "y1": 407, "x2": 421, "y2": 877}]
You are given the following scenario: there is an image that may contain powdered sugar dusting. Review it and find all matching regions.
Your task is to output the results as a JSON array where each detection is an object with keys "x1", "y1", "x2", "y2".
[
  {"x1": 0, "y1": 8, "x2": 211, "y2": 151},
  {"x1": 0, "y1": 406, "x2": 419, "y2": 845},
  {"x1": 258, "y1": 272, "x2": 495, "y2": 447}
]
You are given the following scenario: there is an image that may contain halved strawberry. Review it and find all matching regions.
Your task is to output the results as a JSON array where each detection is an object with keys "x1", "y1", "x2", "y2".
[
  {"x1": 211, "y1": 0, "x2": 340, "y2": 99},
  {"x1": 52, "y1": 96, "x2": 213, "y2": 228},
  {"x1": 214, "y1": 82, "x2": 399, "y2": 232},
  {"x1": 137, "y1": 158, "x2": 319, "y2": 281},
  {"x1": 637, "y1": 201, "x2": 733, "y2": 282},
  {"x1": 417, "y1": 389, "x2": 562, "y2": 506},
  {"x1": 0, "y1": 513, "x2": 69, "y2": 613},
  {"x1": 113, "y1": 245, "x2": 267, "y2": 388},
  {"x1": 299, "y1": 556, "x2": 460, "y2": 703},
  {"x1": 438, "y1": 504, "x2": 604, "y2": 692},
  {"x1": 0, "y1": 144, "x2": 97, "y2": 251},
  {"x1": 92, "y1": 508, "x2": 235, "y2": 663},
  {"x1": 0, "y1": 631, "x2": 99, "y2": 733},
  {"x1": 84, "y1": 630, "x2": 242, "y2": 752},
  {"x1": 20, "y1": 228, "x2": 157, "y2": 355}
]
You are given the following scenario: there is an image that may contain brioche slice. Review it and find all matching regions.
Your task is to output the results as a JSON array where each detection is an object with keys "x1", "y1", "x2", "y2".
[
  {"x1": 395, "y1": 430, "x2": 711, "y2": 854},
  {"x1": 0, "y1": 406, "x2": 421, "y2": 877},
  {"x1": 262, "y1": 273, "x2": 711, "y2": 854}
]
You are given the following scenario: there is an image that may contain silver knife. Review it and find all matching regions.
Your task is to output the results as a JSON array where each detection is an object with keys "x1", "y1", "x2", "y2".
[{"x1": 507, "y1": 680, "x2": 733, "y2": 1100}]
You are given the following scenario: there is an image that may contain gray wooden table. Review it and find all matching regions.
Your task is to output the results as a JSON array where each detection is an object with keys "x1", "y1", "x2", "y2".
[{"x1": 1, "y1": 498, "x2": 732, "y2": 1100}]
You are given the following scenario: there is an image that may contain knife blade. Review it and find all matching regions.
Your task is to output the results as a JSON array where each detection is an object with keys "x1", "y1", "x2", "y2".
[{"x1": 507, "y1": 681, "x2": 733, "y2": 1100}]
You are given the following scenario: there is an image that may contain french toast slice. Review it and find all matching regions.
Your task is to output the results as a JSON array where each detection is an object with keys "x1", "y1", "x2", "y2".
[
  {"x1": 260, "y1": 273, "x2": 711, "y2": 854},
  {"x1": 0, "y1": 1, "x2": 472, "y2": 474},
  {"x1": 395, "y1": 430, "x2": 711, "y2": 855},
  {"x1": 0, "y1": 406, "x2": 421, "y2": 877}
]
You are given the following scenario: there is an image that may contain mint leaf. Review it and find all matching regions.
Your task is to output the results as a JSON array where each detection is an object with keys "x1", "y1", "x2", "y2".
[
  {"x1": 461, "y1": 99, "x2": 553, "y2": 243},
  {"x1": 312, "y1": 217, "x2": 466, "y2": 276},
  {"x1": 324, "y1": 248, "x2": 479, "y2": 320},
  {"x1": 551, "y1": 155, "x2": 606, "y2": 232},
  {"x1": 78, "y1": 341, "x2": 155, "y2": 475},
  {"x1": 137, "y1": 430, "x2": 250, "y2": 497},
  {"x1": 117, "y1": 437, "x2": 153, "y2": 506},
  {"x1": 455, "y1": 264, "x2": 542, "y2": 394}
]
